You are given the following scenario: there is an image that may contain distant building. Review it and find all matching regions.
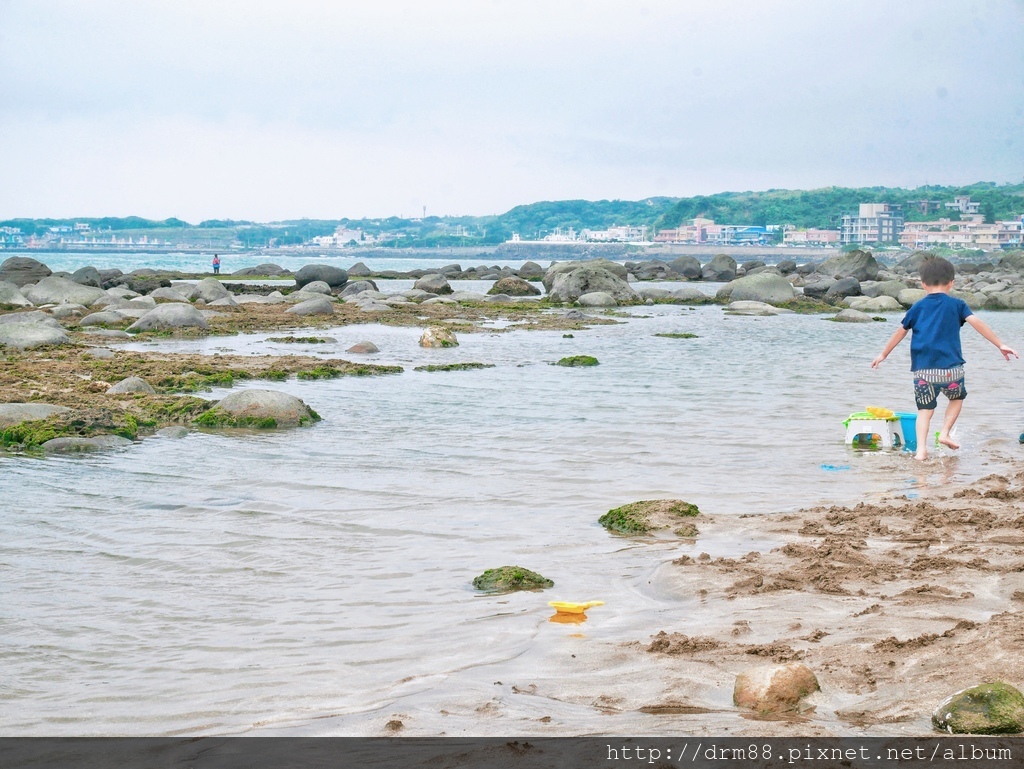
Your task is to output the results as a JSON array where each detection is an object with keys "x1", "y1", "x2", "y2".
[
  {"x1": 839, "y1": 203, "x2": 904, "y2": 244},
  {"x1": 900, "y1": 217, "x2": 1023, "y2": 250},
  {"x1": 945, "y1": 195, "x2": 981, "y2": 216},
  {"x1": 907, "y1": 200, "x2": 944, "y2": 215},
  {"x1": 783, "y1": 228, "x2": 840, "y2": 245},
  {"x1": 581, "y1": 224, "x2": 647, "y2": 242},
  {"x1": 74, "y1": 222, "x2": 91, "y2": 232}
]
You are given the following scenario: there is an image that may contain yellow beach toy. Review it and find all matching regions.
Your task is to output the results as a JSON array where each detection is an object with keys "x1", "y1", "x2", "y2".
[
  {"x1": 866, "y1": 406, "x2": 895, "y2": 419},
  {"x1": 548, "y1": 601, "x2": 604, "y2": 615}
]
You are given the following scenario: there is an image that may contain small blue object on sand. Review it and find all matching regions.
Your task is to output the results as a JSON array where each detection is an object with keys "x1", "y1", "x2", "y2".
[
  {"x1": 1019, "y1": 433, "x2": 1024, "y2": 444},
  {"x1": 820, "y1": 464, "x2": 852, "y2": 472}
]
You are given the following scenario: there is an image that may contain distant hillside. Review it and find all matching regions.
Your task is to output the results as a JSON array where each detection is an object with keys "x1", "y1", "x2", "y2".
[{"x1": 3, "y1": 182, "x2": 1022, "y2": 248}]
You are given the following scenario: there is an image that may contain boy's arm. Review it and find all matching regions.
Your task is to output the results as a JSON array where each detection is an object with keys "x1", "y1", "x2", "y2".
[
  {"x1": 871, "y1": 327, "x2": 908, "y2": 368},
  {"x1": 965, "y1": 315, "x2": 1019, "y2": 360}
]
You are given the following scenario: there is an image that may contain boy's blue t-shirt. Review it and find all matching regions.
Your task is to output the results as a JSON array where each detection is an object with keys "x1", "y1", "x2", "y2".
[{"x1": 900, "y1": 292, "x2": 973, "y2": 370}]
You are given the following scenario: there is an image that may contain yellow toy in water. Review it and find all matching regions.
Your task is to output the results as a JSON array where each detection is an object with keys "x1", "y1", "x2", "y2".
[
  {"x1": 548, "y1": 600, "x2": 604, "y2": 615},
  {"x1": 866, "y1": 406, "x2": 895, "y2": 419}
]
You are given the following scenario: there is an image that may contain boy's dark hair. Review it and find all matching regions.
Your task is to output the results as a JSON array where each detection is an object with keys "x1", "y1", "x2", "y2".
[{"x1": 919, "y1": 256, "x2": 955, "y2": 286}]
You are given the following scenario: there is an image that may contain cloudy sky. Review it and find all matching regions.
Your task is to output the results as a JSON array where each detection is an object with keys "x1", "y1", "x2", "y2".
[{"x1": 1, "y1": 0, "x2": 1022, "y2": 221}]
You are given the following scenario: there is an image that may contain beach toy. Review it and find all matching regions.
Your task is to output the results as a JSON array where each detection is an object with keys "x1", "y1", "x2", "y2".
[
  {"x1": 843, "y1": 409, "x2": 904, "y2": 449},
  {"x1": 819, "y1": 464, "x2": 851, "y2": 472},
  {"x1": 866, "y1": 406, "x2": 895, "y2": 419},
  {"x1": 895, "y1": 412, "x2": 917, "y2": 452},
  {"x1": 548, "y1": 600, "x2": 604, "y2": 615}
]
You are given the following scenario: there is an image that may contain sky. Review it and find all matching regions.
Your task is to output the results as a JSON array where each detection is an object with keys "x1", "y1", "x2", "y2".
[{"x1": 1, "y1": 0, "x2": 1023, "y2": 222}]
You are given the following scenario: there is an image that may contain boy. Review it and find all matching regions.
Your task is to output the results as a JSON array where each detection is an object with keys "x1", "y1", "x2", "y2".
[{"x1": 871, "y1": 256, "x2": 1017, "y2": 460}]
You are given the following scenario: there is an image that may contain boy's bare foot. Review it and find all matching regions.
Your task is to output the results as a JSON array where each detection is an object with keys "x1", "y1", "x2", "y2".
[
  {"x1": 914, "y1": 450, "x2": 928, "y2": 461},
  {"x1": 938, "y1": 433, "x2": 960, "y2": 450}
]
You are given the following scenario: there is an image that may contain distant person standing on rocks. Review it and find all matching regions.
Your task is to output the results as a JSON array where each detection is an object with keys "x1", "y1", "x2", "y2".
[
  {"x1": 871, "y1": 256, "x2": 1017, "y2": 460},
  {"x1": 212, "y1": 254, "x2": 221, "y2": 275}
]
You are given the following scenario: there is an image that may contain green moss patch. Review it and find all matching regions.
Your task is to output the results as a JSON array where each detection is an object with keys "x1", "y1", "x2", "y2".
[
  {"x1": 773, "y1": 297, "x2": 837, "y2": 314},
  {"x1": 654, "y1": 332, "x2": 699, "y2": 339},
  {"x1": 472, "y1": 566, "x2": 554, "y2": 593},
  {"x1": 555, "y1": 355, "x2": 599, "y2": 367},
  {"x1": 414, "y1": 362, "x2": 496, "y2": 372},
  {"x1": 932, "y1": 682, "x2": 1024, "y2": 734},
  {"x1": 599, "y1": 499, "x2": 701, "y2": 535},
  {"x1": 267, "y1": 336, "x2": 334, "y2": 344}
]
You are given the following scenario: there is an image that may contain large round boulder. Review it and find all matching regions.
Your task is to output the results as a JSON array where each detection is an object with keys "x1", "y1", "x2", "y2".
[
  {"x1": 816, "y1": 249, "x2": 880, "y2": 281},
  {"x1": 542, "y1": 260, "x2": 628, "y2": 293},
  {"x1": 516, "y1": 261, "x2": 544, "y2": 279},
  {"x1": 0, "y1": 281, "x2": 32, "y2": 307},
  {"x1": 193, "y1": 277, "x2": 230, "y2": 303},
  {"x1": 71, "y1": 266, "x2": 103, "y2": 287},
  {"x1": 548, "y1": 265, "x2": 639, "y2": 303},
  {"x1": 802, "y1": 278, "x2": 836, "y2": 299},
  {"x1": 734, "y1": 663, "x2": 820, "y2": 713},
  {"x1": 824, "y1": 276, "x2": 862, "y2": 300},
  {"x1": 488, "y1": 276, "x2": 540, "y2": 296},
  {"x1": 294, "y1": 264, "x2": 348, "y2": 289},
  {"x1": 832, "y1": 308, "x2": 873, "y2": 323},
  {"x1": 896, "y1": 250, "x2": 935, "y2": 274},
  {"x1": 932, "y1": 683, "x2": 1024, "y2": 735},
  {"x1": 0, "y1": 312, "x2": 71, "y2": 349},
  {"x1": 716, "y1": 273, "x2": 796, "y2": 305},
  {"x1": 777, "y1": 259, "x2": 797, "y2": 275},
  {"x1": 23, "y1": 276, "x2": 108, "y2": 307},
  {"x1": 577, "y1": 291, "x2": 618, "y2": 307},
  {"x1": 0, "y1": 402, "x2": 72, "y2": 428},
  {"x1": 78, "y1": 311, "x2": 128, "y2": 327},
  {"x1": 0, "y1": 256, "x2": 52, "y2": 287},
  {"x1": 846, "y1": 295, "x2": 902, "y2": 313},
  {"x1": 148, "y1": 287, "x2": 190, "y2": 303},
  {"x1": 106, "y1": 376, "x2": 156, "y2": 395},
  {"x1": 998, "y1": 251, "x2": 1024, "y2": 273},
  {"x1": 340, "y1": 280, "x2": 379, "y2": 297},
  {"x1": 669, "y1": 255, "x2": 702, "y2": 279},
  {"x1": 285, "y1": 296, "x2": 335, "y2": 316},
  {"x1": 897, "y1": 288, "x2": 927, "y2": 308},
  {"x1": 126, "y1": 303, "x2": 209, "y2": 332},
  {"x1": 419, "y1": 326, "x2": 459, "y2": 348},
  {"x1": 201, "y1": 389, "x2": 320, "y2": 428},
  {"x1": 413, "y1": 274, "x2": 453, "y2": 295},
  {"x1": 301, "y1": 280, "x2": 332, "y2": 295},
  {"x1": 701, "y1": 254, "x2": 737, "y2": 282},
  {"x1": 231, "y1": 263, "x2": 288, "y2": 277}
]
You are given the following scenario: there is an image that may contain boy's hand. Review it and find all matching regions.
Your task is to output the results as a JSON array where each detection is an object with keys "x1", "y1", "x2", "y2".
[
  {"x1": 998, "y1": 344, "x2": 1019, "y2": 361},
  {"x1": 870, "y1": 354, "x2": 886, "y2": 369}
]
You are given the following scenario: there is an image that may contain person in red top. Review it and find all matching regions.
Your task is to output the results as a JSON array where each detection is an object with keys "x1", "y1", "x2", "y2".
[
  {"x1": 212, "y1": 254, "x2": 221, "y2": 275},
  {"x1": 872, "y1": 256, "x2": 1017, "y2": 460}
]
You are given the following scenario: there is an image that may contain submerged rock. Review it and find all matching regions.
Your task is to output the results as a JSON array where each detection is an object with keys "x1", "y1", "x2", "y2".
[
  {"x1": 156, "y1": 426, "x2": 190, "y2": 439},
  {"x1": 599, "y1": 499, "x2": 700, "y2": 534},
  {"x1": 734, "y1": 663, "x2": 820, "y2": 713},
  {"x1": 419, "y1": 327, "x2": 459, "y2": 348},
  {"x1": 555, "y1": 355, "x2": 599, "y2": 367},
  {"x1": 41, "y1": 435, "x2": 133, "y2": 453},
  {"x1": 831, "y1": 309, "x2": 873, "y2": 323},
  {"x1": 932, "y1": 683, "x2": 1024, "y2": 734},
  {"x1": 472, "y1": 566, "x2": 554, "y2": 593},
  {"x1": 196, "y1": 389, "x2": 320, "y2": 429},
  {"x1": 346, "y1": 341, "x2": 380, "y2": 354}
]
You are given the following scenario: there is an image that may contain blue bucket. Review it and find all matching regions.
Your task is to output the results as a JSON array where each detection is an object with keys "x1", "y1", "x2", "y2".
[{"x1": 896, "y1": 412, "x2": 917, "y2": 451}]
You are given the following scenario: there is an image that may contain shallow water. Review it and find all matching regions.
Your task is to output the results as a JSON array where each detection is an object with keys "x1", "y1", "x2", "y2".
[{"x1": 2, "y1": 306, "x2": 1023, "y2": 735}]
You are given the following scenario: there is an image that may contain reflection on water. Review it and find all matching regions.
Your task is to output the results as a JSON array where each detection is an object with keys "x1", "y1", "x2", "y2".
[{"x1": 2, "y1": 305, "x2": 1023, "y2": 735}]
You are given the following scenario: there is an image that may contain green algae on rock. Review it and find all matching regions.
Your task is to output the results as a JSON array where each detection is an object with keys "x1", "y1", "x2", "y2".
[
  {"x1": 414, "y1": 362, "x2": 495, "y2": 372},
  {"x1": 599, "y1": 499, "x2": 700, "y2": 535},
  {"x1": 932, "y1": 683, "x2": 1024, "y2": 734},
  {"x1": 654, "y1": 332, "x2": 698, "y2": 339},
  {"x1": 472, "y1": 566, "x2": 554, "y2": 593},
  {"x1": 555, "y1": 355, "x2": 599, "y2": 367}
]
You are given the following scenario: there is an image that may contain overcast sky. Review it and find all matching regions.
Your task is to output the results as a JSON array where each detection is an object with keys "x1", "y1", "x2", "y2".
[{"x1": 1, "y1": 0, "x2": 1022, "y2": 221}]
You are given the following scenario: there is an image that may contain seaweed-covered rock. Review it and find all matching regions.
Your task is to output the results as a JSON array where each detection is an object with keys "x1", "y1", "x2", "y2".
[
  {"x1": 932, "y1": 683, "x2": 1024, "y2": 735},
  {"x1": 734, "y1": 663, "x2": 820, "y2": 713},
  {"x1": 472, "y1": 566, "x2": 554, "y2": 593},
  {"x1": 599, "y1": 499, "x2": 700, "y2": 534},
  {"x1": 555, "y1": 355, "x2": 599, "y2": 367},
  {"x1": 488, "y1": 276, "x2": 540, "y2": 296},
  {"x1": 0, "y1": 403, "x2": 72, "y2": 428},
  {"x1": 197, "y1": 389, "x2": 320, "y2": 429},
  {"x1": 106, "y1": 376, "x2": 156, "y2": 395},
  {"x1": 419, "y1": 327, "x2": 458, "y2": 348}
]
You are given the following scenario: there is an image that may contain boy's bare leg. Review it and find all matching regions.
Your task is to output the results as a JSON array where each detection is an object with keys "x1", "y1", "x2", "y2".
[
  {"x1": 938, "y1": 399, "x2": 964, "y2": 449},
  {"x1": 916, "y1": 409, "x2": 934, "y2": 460}
]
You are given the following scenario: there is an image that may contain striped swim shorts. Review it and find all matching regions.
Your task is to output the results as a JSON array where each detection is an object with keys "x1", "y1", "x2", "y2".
[{"x1": 913, "y1": 366, "x2": 966, "y2": 410}]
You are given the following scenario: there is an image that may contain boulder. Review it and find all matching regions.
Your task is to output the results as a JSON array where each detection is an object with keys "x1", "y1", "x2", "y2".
[
  {"x1": 739, "y1": 260, "x2": 766, "y2": 274},
  {"x1": 636, "y1": 288, "x2": 672, "y2": 300},
  {"x1": 577, "y1": 291, "x2": 618, "y2": 307},
  {"x1": 419, "y1": 327, "x2": 458, "y2": 348},
  {"x1": 0, "y1": 402, "x2": 72, "y2": 428},
  {"x1": 204, "y1": 389, "x2": 319, "y2": 428},
  {"x1": 542, "y1": 260, "x2": 628, "y2": 292},
  {"x1": 816, "y1": 249, "x2": 879, "y2": 281},
  {"x1": 148, "y1": 287, "x2": 190, "y2": 303},
  {"x1": 207, "y1": 296, "x2": 238, "y2": 308},
  {"x1": 670, "y1": 286, "x2": 711, "y2": 303},
  {"x1": 0, "y1": 256, "x2": 52, "y2": 287},
  {"x1": 724, "y1": 301, "x2": 794, "y2": 316},
  {"x1": 285, "y1": 297, "x2": 335, "y2": 316},
  {"x1": 897, "y1": 250, "x2": 935, "y2": 274},
  {"x1": 846, "y1": 295, "x2": 902, "y2": 313},
  {"x1": 824, "y1": 276, "x2": 862, "y2": 300},
  {"x1": 356, "y1": 300, "x2": 392, "y2": 313},
  {"x1": 796, "y1": 263, "x2": 818, "y2": 276},
  {"x1": 42, "y1": 435, "x2": 133, "y2": 453},
  {"x1": 422, "y1": 296, "x2": 456, "y2": 305},
  {"x1": 0, "y1": 320, "x2": 71, "y2": 349},
  {"x1": 71, "y1": 266, "x2": 103, "y2": 287},
  {"x1": 340, "y1": 280, "x2": 379, "y2": 297},
  {"x1": 548, "y1": 265, "x2": 639, "y2": 303},
  {"x1": 106, "y1": 286, "x2": 140, "y2": 299},
  {"x1": 777, "y1": 259, "x2": 797, "y2": 275},
  {"x1": 23, "y1": 276, "x2": 108, "y2": 307},
  {"x1": 932, "y1": 682, "x2": 1024, "y2": 735},
  {"x1": 862, "y1": 279, "x2": 908, "y2": 299},
  {"x1": 78, "y1": 311, "x2": 127, "y2": 327},
  {"x1": 716, "y1": 273, "x2": 795, "y2": 305},
  {"x1": 112, "y1": 275, "x2": 172, "y2": 295},
  {"x1": 802, "y1": 279, "x2": 836, "y2": 299},
  {"x1": 897, "y1": 288, "x2": 927, "y2": 308},
  {"x1": 301, "y1": 280, "x2": 332, "y2": 295},
  {"x1": 998, "y1": 252, "x2": 1024, "y2": 273},
  {"x1": 347, "y1": 261, "x2": 371, "y2": 277},
  {"x1": 231, "y1": 263, "x2": 287, "y2": 277},
  {"x1": 127, "y1": 303, "x2": 209, "y2": 332},
  {"x1": 488, "y1": 276, "x2": 541, "y2": 296},
  {"x1": 346, "y1": 341, "x2": 380, "y2": 354},
  {"x1": 106, "y1": 376, "x2": 156, "y2": 395},
  {"x1": 295, "y1": 264, "x2": 348, "y2": 289},
  {"x1": 669, "y1": 255, "x2": 702, "y2": 280},
  {"x1": 286, "y1": 290, "x2": 332, "y2": 304},
  {"x1": 50, "y1": 303, "x2": 86, "y2": 319},
  {"x1": 832, "y1": 308, "x2": 874, "y2": 323},
  {"x1": 516, "y1": 261, "x2": 544, "y2": 279},
  {"x1": 192, "y1": 277, "x2": 230, "y2": 303},
  {"x1": 0, "y1": 281, "x2": 33, "y2": 307},
  {"x1": 701, "y1": 254, "x2": 737, "y2": 282},
  {"x1": 734, "y1": 663, "x2": 820, "y2": 713},
  {"x1": 413, "y1": 274, "x2": 453, "y2": 295}
]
